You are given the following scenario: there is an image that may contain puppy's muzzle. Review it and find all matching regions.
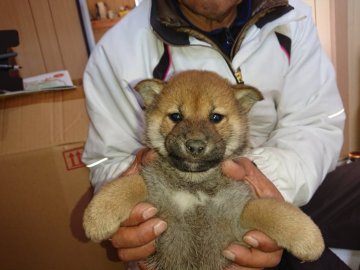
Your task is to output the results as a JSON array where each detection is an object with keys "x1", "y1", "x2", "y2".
[{"x1": 185, "y1": 139, "x2": 206, "y2": 156}]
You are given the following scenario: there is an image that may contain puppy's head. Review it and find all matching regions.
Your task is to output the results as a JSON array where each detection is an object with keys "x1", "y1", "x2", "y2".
[{"x1": 135, "y1": 70, "x2": 263, "y2": 172}]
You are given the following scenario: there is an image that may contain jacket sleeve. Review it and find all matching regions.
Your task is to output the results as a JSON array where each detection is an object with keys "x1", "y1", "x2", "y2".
[
  {"x1": 81, "y1": 44, "x2": 146, "y2": 193},
  {"x1": 245, "y1": 13, "x2": 345, "y2": 206}
]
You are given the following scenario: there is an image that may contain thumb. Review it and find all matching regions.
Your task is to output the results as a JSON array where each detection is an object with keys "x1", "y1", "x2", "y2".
[{"x1": 222, "y1": 160, "x2": 246, "y2": 180}]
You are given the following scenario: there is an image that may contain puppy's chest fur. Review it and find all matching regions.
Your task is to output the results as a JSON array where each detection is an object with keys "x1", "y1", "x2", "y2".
[{"x1": 141, "y1": 158, "x2": 253, "y2": 270}]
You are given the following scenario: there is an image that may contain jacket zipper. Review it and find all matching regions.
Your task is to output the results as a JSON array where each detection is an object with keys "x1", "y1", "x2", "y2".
[
  {"x1": 155, "y1": 4, "x2": 288, "y2": 85},
  {"x1": 179, "y1": 27, "x2": 245, "y2": 84},
  {"x1": 234, "y1": 68, "x2": 243, "y2": 84},
  {"x1": 154, "y1": 28, "x2": 244, "y2": 84},
  {"x1": 230, "y1": 7, "x2": 278, "y2": 59}
]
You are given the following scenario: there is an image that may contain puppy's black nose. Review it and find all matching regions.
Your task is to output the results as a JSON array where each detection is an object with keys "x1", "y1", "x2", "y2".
[{"x1": 185, "y1": 140, "x2": 206, "y2": 156}]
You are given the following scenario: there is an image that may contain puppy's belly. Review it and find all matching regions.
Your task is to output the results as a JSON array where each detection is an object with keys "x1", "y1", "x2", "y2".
[{"x1": 145, "y1": 177, "x2": 252, "y2": 269}]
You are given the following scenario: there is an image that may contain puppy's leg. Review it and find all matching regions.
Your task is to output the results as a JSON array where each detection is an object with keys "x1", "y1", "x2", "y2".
[
  {"x1": 240, "y1": 198, "x2": 324, "y2": 261},
  {"x1": 83, "y1": 175, "x2": 147, "y2": 242}
]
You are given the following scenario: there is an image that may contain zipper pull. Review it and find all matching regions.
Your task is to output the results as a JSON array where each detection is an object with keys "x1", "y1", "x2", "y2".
[{"x1": 235, "y1": 68, "x2": 244, "y2": 84}]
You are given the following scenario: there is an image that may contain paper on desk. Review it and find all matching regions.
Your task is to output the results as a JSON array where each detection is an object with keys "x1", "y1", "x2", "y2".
[
  {"x1": 24, "y1": 70, "x2": 75, "y2": 90},
  {"x1": 0, "y1": 70, "x2": 76, "y2": 97}
]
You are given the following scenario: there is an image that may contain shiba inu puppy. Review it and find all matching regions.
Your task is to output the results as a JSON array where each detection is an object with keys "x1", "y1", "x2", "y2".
[{"x1": 83, "y1": 70, "x2": 324, "y2": 270}]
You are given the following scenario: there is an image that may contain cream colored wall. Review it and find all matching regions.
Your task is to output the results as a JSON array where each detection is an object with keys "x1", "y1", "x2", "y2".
[
  {"x1": 327, "y1": 0, "x2": 349, "y2": 156},
  {"x1": 304, "y1": 0, "x2": 360, "y2": 156},
  {"x1": 348, "y1": 0, "x2": 360, "y2": 151}
]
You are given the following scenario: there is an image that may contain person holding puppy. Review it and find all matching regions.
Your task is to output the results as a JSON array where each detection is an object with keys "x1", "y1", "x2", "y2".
[{"x1": 82, "y1": 0, "x2": 359, "y2": 269}]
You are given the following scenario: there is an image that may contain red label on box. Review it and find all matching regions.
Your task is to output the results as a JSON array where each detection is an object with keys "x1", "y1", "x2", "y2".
[{"x1": 63, "y1": 147, "x2": 85, "y2": 170}]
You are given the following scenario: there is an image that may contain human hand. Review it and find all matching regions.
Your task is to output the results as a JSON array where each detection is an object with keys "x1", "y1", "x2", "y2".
[
  {"x1": 109, "y1": 149, "x2": 161, "y2": 269},
  {"x1": 221, "y1": 158, "x2": 284, "y2": 269},
  {"x1": 121, "y1": 148, "x2": 157, "y2": 177},
  {"x1": 222, "y1": 158, "x2": 283, "y2": 200},
  {"x1": 110, "y1": 202, "x2": 167, "y2": 267},
  {"x1": 223, "y1": 230, "x2": 283, "y2": 269}
]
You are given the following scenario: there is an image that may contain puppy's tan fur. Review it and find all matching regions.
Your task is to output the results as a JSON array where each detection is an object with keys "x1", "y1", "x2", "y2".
[{"x1": 83, "y1": 70, "x2": 324, "y2": 270}]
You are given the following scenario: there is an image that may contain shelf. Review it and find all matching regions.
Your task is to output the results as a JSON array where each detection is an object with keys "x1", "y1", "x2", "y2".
[{"x1": 91, "y1": 17, "x2": 122, "y2": 30}]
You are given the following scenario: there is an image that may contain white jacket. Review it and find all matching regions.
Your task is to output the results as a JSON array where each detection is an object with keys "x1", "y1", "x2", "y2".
[{"x1": 82, "y1": 0, "x2": 345, "y2": 206}]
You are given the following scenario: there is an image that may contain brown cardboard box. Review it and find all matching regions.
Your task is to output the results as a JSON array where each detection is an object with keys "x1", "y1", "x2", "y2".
[
  {"x1": 0, "y1": 87, "x2": 124, "y2": 270},
  {"x1": 0, "y1": 86, "x2": 88, "y2": 155}
]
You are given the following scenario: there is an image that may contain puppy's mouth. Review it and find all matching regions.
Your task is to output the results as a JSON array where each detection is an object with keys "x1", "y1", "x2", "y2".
[{"x1": 167, "y1": 153, "x2": 222, "y2": 172}]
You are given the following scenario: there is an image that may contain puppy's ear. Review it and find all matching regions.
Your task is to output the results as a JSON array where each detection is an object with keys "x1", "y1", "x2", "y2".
[
  {"x1": 134, "y1": 79, "x2": 166, "y2": 108},
  {"x1": 233, "y1": 85, "x2": 263, "y2": 113}
]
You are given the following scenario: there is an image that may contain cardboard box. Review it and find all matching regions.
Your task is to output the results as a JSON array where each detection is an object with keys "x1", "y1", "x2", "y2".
[
  {"x1": 0, "y1": 87, "x2": 125, "y2": 270},
  {"x1": 0, "y1": 85, "x2": 88, "y2": 155}
]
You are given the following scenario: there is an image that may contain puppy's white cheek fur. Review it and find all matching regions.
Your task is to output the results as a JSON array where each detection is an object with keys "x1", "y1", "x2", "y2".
[
  {"x1": 222, "y1": 119, "x2": 245, "y2": 157},
  {"x1": 147, "y1": 118, "x2": 171, "y2": 156}
]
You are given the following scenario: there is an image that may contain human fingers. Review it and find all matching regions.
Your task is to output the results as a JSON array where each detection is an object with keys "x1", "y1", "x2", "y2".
[
  {"x1": 121, "y1": 202, "x2": 158, "y2": 227},
  {"x1": 110, "y1": 202, "x2": 167, "y2": 261},
  {"x1": 222, "y1": 159, "x2": 246, "y2": 180},
  {"x1": 223, "y1": 229, "x2": 283, "y2": 268},
  {"x1": 117, "y1": 239, "x2": 156, "y2": 262},
  {"x1": 223, "y1": 243, "x2": 282, "y2": 269},
  {"x1": 112, "y1": 217, "x2": 167, "y2": 249},
  {"x1": 223, "y1": 158, "x2": 259, "y2": 180},
  {"x1": 243, "y1": 230, "x2": 282, "y2": 253},
  {"x1": 243, "y1": 173, "x2": 283, "y2": 201},
  {"x1": 227, "y1": 158, "x2": 283, "y2": 200},
  {"x1": 223, "y1": 230, "x2": 282, "y2": 269}
]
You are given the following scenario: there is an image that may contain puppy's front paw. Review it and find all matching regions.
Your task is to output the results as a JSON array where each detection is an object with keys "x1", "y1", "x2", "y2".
[
  {"x1": 83, "y1": 175, "x2": 147, "y2": 242},
  {"x1": 241, "y1": 198, "x2": 325, "y2": 261},
  {"x1": 83, "y1": 196, "x2": 131, "y2": 242},
  {"x1": 288, "y1": 224, "x2": 325, "y2": 261}
]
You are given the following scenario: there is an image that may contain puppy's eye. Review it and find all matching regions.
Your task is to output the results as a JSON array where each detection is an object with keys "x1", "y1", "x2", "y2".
[
  {"x1": 209, "y1": 113, "x2": 224, "y2": 123},
  {"x1": 168, "y1": 112, "x2": 182, "y2": 123}
]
